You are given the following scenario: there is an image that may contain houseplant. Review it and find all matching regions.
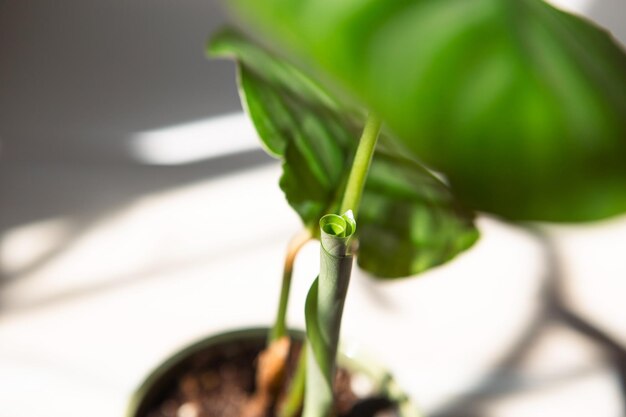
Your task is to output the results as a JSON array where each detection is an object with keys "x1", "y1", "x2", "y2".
[{"x1": 129, "y1": 1, "x2": 626, "y2": 416}]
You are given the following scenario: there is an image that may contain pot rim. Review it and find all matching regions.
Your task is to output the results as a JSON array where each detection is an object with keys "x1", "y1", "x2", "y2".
[{"x1": 126, "y1": 327, "x2": 419, "y2": 417}]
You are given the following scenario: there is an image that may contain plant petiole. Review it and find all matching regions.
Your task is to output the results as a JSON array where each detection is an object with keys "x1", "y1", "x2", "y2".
[
  {"x1": 270, "y1": 228, "x2": 313, "y2": 343},
  {"x1": 339, "y1": 113, "x2": 383, "y2": 216}
]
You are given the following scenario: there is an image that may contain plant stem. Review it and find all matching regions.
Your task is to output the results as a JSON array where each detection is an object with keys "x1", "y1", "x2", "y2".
[
  {"x1": 301, "y1": 116, "x2": 382, "y2": 417},
  {"x1": 279, "y1": 345, "x2": 307, "y2": 417},
  {"x1": 270, "y1": 229, "x2": 312, "y2": 343},
  {"x1": 303, "y1": 213, "x2": 356, "y2": 417},
  {"x1": 339, "y1": 113, "x2": 383, "y2": 216},
  {"x1": 273, "y1": 113, "x2": 381, "y2": 343}
]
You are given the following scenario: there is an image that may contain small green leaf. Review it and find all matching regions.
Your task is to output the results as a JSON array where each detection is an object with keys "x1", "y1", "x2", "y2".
[
  {"x1": 210, "y1": 29, "x2": 355, "y2": 229},
  {"x1": 209, "y1": 29, "x2": 479, "y2": 278},
  {"x1": 223, "y1": 0, "x2": 626, "y2": 222}
]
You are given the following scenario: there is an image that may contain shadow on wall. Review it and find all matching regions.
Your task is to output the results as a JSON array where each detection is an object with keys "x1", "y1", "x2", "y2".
[
  {"x1": 0, "y1": 0, "x2": 240, "y2": 158},
  {"x1": 0, "y1": 0, "x2": 272, "y2": 242},
  {"x1": 1, "y1": 0, "x2": 625, "y2": 239}
]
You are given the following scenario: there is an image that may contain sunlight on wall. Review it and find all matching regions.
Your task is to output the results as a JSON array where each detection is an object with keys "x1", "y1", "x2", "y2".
[
  {"x1": 0, "y1": 163, "x2": 297, "y2": 311},
  {"x1": 129, "y1": 113, "x2": 258, "y2": 165},
  {"x1": 2, "y1": 105, "x2": 626, "y2": 417},
  {"x1": 547, "y1": 0, "x2": 596, "y2": 14},
  {"x1": 1, "y1": 218, "x2": 71, "y2": 277},
  {"x1": 548, "y1": 216, "x2": 626, "y2": 347}
]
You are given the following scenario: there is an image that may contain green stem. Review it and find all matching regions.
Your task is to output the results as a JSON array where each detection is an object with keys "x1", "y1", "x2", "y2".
[
  {"x1": 279, "y1": 344, "x2": 307, "y2": 417},
  {"x1": 303, "y1": 213, "x2": 356, "y2": 417},
  {"x1": 301, "y1": 115, "x2": 382, "y2": 417},
  {"x1": 339, "y1": 113, "x2": 383, "y2": 216},
  {"x1": 270, "y1": 229, "x2": 312, "y2": 343}
]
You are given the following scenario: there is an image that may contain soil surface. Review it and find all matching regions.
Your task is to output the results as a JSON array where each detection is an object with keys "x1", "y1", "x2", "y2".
[{"x1": 139, "y1": 336, "x2": 393, "y2": 417}]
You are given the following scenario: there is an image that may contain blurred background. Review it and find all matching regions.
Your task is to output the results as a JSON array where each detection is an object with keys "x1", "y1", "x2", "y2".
[{"x1": 1, "y1": 0, "x2": 625, "y2": 416}]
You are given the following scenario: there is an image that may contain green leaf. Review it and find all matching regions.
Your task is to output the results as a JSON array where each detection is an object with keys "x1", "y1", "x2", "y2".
[
  {"x1": 209, "y1": 30, "x2": 478, "y2": 278},
  {"x1": 210, "y1": 29, "x2": 356, "y2": 229},
  {"x1": 223, "y1": 0, "x2": 626, "y2": 222},
  {"x1": 360, "y1": 152, "x2": 479, "y2": 278}
]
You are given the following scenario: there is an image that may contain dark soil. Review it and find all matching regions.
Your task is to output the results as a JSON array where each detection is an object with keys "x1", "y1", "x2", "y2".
[{"x1": 138, "y1": 336, "x2": 393, "y2": 417}]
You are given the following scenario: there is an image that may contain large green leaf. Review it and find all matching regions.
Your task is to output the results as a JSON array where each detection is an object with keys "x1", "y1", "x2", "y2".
[
  {"x1": 209, "y1": 30, "x2": 478, "y2": 278},
  {"x1": 224, "y1": 0, "x2": 626, "y2": 222}
]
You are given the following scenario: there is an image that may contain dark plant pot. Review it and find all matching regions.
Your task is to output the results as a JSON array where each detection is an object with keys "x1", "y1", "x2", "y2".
[{"x1": 126, "y1": 327, "x2": 418, "y2": 417}]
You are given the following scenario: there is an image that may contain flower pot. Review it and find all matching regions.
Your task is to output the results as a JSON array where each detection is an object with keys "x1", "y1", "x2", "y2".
[{"x1": 126, "y1": 327, "x2": 417, "y2": 417}]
